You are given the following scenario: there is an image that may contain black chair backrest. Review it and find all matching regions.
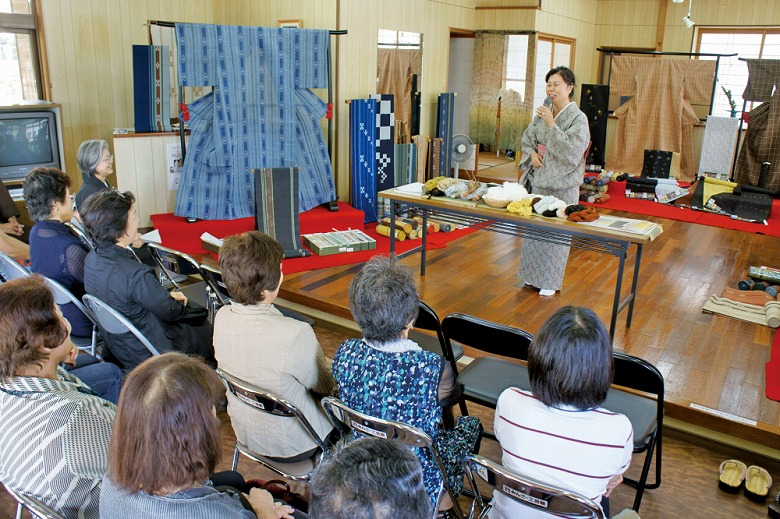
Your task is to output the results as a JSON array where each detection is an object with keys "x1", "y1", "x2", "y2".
[
  {"x1": 200, "y1": 263, "x2": 232, "y2": 304},
  {"x1": 442, "y1": 312, "x2": 532, "y2": 360},
  {"x1": 613, "y1": 351, "x2": 664, "y2": 399}
]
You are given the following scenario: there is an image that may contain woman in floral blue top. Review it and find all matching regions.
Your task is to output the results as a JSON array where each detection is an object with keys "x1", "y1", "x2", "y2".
[{"x1": 332, "y1": 256, "x2": 482, "y2": 512}]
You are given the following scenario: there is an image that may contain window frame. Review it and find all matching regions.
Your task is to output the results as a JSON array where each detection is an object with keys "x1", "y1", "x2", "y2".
[{"x1": 0, "y1": 0, "x2": 49, "y2": 102}]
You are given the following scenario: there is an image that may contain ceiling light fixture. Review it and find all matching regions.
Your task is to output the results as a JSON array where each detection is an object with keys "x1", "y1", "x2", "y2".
[{"x1": 682, "y1": 0, "x2": 695, "y2": 29}]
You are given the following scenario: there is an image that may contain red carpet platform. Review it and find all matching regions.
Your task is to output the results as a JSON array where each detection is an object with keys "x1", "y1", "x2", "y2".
[
  {"x1": 151, "y1": 203, "x2": 478, "y2": 274},
  {"x1": 583, "y1": 181, "x2": 780, "y2": 237}
]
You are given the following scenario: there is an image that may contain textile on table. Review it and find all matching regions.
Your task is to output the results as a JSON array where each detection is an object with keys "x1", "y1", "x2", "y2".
[
  {"x1": 253, "y1": 167, "x2": 309, "y2": 258},
  {"x1": 132, "y1": 45, "x2": 172, "y2": 133},
  {"x1": 437, "y1": 93, "x2": 455, "y2": 177},
  {"x1": 370, "y1": 94, "x2": 395, "y2": 193},
  {"x1": 332, "y1": 338, "x2": 481, "y2": 509},
  {"x1": 174, "y1": 24, "x2": 335, "y2": 220},
  {"x1": 735, "y1": 59, "x2": 780, "y2": 191},
  {"x1": 350, "y1": 99, "x2": 378, "y2": 223},
  {"x1": 580, "y1": 84, "x2": 610, "y2": 167},
  {"x1": 699, "y1": 115, "x2": 740, "y2": 180},
  {"x1": 394, "y1": 143, "x2": 417, "y2": 187},
  {"x1": 606, "y1": 56, "x2": 715, "y2": 181}
]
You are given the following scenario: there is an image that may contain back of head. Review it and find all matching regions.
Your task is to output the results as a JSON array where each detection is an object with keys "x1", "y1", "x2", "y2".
[
  {"x1": 77, "y1": 139, "x2": 107, "y2": 180},
  {"x1": 348, "y1": 255, "x2": 420, "y2": 343},
  {"x1": 310, "y1": 438, "x2": 431, "y2": 519},
  {"x1": 528, "y1": 305, "x2": 613, "y2": 409},
  {"x1": 219, "y1": 231, "x2": 283, "y2": 304},
  {"x1": 107, "y1": 352, "x2": 224, "y2": 494},
  {"x1": 79, "y1": 190, "x2": 135, "y2": 248},
  {"x1": 0, "y1": 276, "x2": 67, "y2": 379},
  {"x1": 22, "y1": 167, "x2": 71, "y2": 223}
]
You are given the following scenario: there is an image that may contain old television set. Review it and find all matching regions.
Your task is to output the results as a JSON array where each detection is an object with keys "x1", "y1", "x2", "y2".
[{"x1": 0, "y1": 108, "x2": 62, "y2": 183}]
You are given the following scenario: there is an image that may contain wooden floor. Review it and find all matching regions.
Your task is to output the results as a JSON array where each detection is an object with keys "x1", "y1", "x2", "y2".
[{"x1": 278, "y1": 204, "x2": 780, "y2": 449}]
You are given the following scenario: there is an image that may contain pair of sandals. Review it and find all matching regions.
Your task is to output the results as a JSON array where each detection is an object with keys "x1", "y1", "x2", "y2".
[{"x1": 719, "y1": 459, "x2": 773, "y2": 501}]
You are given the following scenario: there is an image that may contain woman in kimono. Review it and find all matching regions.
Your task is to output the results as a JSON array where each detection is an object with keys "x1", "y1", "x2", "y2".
[{"x1": 519, "y1": 66, "x2": 590, "y2": 296}]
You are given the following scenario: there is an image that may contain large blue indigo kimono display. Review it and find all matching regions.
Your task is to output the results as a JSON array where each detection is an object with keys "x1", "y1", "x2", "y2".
[{"x1": 174, "y1": 24, "x2": 336, "y2": 220}]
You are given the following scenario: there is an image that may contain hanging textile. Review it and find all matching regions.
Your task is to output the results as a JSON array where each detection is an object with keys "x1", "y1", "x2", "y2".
[
  {"x1": 132, "y1": 45, "x2": 173, "y2": 133},
  {"x1": 579, "y1": 84, "x2": 610, "y2": 167},
  {"x1": 735, "y1": 59, "x2": 780, "y2": 191},
  {"x1": 149, "y1": 24, "x2": 208, "y2": 111},
  {"x1": 437, "y1": 93, "x2": 455, "y2": 177},
  {"x1": 370, "y1": 94, "x2": 395, "y2": 193},
  {"x1": 174, "y1": 24, "x2": 335, "y2": 220},
  {"x1": 376, "y1": 49, "x2": 421, "y2": 129},
  {"x1": 699, "y1": 116, "x2": 740, "y2": 180},
  {"x1": 429, "y1": 138, "x2": 442, "y2": 179},
  {"x1": 413, "y1": 135, "x2": 428, "y2": 183},
  {"x1": 606, "y1": 56, "x2": 716, "y2": 182},
  {"x1": 350, "y1": 99, "x2": 378, "y2": 224},
  {"x1": 253, "y1": 167, "x2": 309, "y2": 258},
  {"x1": 394, "y1": 143, "x2": 417, "y2": 187}
]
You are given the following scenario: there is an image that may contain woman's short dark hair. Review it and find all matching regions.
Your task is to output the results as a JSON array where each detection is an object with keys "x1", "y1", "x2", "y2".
[
  {"x1": 546, "y1": 66, "x2": 576, "y2": 99},
  {"x1": 348, "y1": 255, "x2": 419, "y2": 343},
  {"x1": 107, "y1": 352, "x2": 224, "y2": 494},
  {"x1": 0, "y1": 276, "x2": 68, "y2": 379},
  {"x1": 528, "y1": 306, "x2": 613, "y2": 409},
  {"x1": 77, "y1": 139, "x2": 108, "y2": 180},
  {"x1": 219, "y1": 231, "x2": 283, "y2": 304},
  {"x1": 310, "y1": 437, "x2": 431, "y2": 519},
  {"x1": 23, "y1": 167, "x2": 71, "y2": 223},
  {"x1": 79, "y1": 190, "x2": 135, "y2": 248}
]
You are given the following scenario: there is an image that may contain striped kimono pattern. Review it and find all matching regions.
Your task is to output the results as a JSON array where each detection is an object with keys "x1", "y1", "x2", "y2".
[{"x1": 174, "y1": 24, "x2": 335, "y2": 220}]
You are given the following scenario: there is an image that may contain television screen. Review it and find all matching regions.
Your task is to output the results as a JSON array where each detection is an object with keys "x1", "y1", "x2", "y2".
[{"x1": 0, "y1": 117, "x2": 54, "y2": 167}]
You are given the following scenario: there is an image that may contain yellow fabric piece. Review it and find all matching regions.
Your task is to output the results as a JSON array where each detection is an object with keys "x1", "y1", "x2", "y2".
[
  {"x1": 702, "y1": 176, "x2": 737, "y2": 202},
  {"x1": 507, "y1": 198, "x2": 534, "y2": 216}
]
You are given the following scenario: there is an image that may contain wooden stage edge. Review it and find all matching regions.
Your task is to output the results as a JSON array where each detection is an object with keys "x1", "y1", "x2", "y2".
[{"x1": 278, "y1": 283, "x2": 780, "y2": 456}]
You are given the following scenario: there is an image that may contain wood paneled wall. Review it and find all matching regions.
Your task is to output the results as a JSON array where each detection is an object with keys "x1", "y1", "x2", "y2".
[{"x1": 37, "y1": 0, "x2": 780, "y2": 202}]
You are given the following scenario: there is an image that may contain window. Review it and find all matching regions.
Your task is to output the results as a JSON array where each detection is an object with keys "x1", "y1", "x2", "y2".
[
  {"x1": 378, "y1": 30, "x2": 421, "y2": 50},
  {"x1": 504, "y1": 34, "x2": 529, "y2": 99},
  {"x1": 0, "y1": 0, "x2": 44, "y2": 104},
  {"x1": 696, "y1": 28, "x2": 780, "y2": 116},
  {"x1": 532, "y1": 35, "x2": 574, "y2": 108}
]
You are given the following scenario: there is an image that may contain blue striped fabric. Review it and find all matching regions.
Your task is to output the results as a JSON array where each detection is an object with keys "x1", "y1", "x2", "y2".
[
  {"x1": 350, "y1": 99, "x2": 378, "y2": 223},
  {"x1": 437, "y1": 92, "x2": 455, "y2": 177},
  {"x1": 132, "y1": 45, "x2": 172, "y2": 133},
  {"x1": 174, "y1": 24, "x2": 334, "y2": 220}
]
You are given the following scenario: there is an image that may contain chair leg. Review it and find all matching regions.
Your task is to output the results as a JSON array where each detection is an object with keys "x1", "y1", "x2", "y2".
[
  {"x1": 624, "y1": 433, "x2": 659, "y2": 511},
  {"x1": 231, "y1": 444, "x2": 240, "y2": 472},
  {"x1": 458, "y1": 399, "x2": 469, "y2": 417},
  {"x1": 15, "y1": 503, "x2": 22, "y2": 519}
]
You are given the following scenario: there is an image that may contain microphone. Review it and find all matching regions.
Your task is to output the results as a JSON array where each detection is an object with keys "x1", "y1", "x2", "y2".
[{"x1": 533, "y1": 97, "x2": 552, "y2": 124}]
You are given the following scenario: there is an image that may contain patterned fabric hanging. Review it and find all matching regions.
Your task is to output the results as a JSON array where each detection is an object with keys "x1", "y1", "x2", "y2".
[
  {"x1": 350, "y1": 99, "x2": 378, "y2": 223},
  {"x1": 370, "y1": 94, "x2": 395, "y2": 192},
  {"x1": 174, "y1": 24, "x2": 335, "y2": 220},
  {"x1": 699, "y1": 116, "x2": 740, "y2": 180},
  {"x1": 579, "y1": 84, "x2": 609, "y2": 167},
  {"x1": 394, "y1": 143, "x2": 417, "y2": 187},
  {"x1": 437, "y1": 93, "x2": 455, "y2": 177},
  {"x1": 132, "y1": 45, "x2": 172, "y2": 133}
]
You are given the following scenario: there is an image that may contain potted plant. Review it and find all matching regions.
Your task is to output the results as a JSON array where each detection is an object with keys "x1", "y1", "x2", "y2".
[{"x1": 721, "y1": 86, "x2": 738, "y2": 117}]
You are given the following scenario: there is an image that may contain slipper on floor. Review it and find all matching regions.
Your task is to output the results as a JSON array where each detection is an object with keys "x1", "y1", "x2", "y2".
[
  {"x1": 744, "y1": 465, "x2": 772, "y2": 502},
  {"x1": 718, "y1": 459, "x2": 747, "y2": 493}
]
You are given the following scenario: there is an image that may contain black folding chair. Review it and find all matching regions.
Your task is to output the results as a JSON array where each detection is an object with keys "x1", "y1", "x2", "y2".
[
  {"x1": 441, "y1": 313, "x2": 533, "y2": 423},
  {"x1": 217, "y1": 368, "x2": 329, "y2": 481},
  {"x1": 463, "y1": 455, "x2": 604, "y2": 519},
  {"x1": 410, "y1": 301, "x2": 464, "y2": 362},
  {"x1": 602, "y1": 351, "x2": 664, "y2": 511}
]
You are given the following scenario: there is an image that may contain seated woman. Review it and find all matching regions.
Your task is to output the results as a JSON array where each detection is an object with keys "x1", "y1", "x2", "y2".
[
  {"x1": 331, "y1": 256, "x2": 482, "y2": 511},
  {"x1": 214, "y1": 231, "x2": 338, "y2": 462},
  {"x1": 493, "y1": 306, "x2": 634, "y2": 518},
  {"x1": 0, "y1": 276, "x2": 116, "y2": 519},
  {"x1": 80, "y1": 190, "x2": 215, "y2": 371},
  {"x1": 23, "y1": 167, "x2": 92, "y2": 337},
  {"x1": 100, "y1": 352, "x2": 295, "y2": 519},
  {"x1": 74, "y1": 139, "x2": 114, "y2": 211}
]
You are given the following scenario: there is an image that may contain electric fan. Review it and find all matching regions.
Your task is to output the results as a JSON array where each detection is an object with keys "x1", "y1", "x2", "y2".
[{"x1": 451, "y1": 134, "x2": 474, "y2": 179}]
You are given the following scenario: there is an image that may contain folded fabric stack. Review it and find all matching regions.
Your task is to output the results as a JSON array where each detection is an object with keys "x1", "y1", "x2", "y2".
[{"x1": 701, "y1": 293, "x2": 780, "y2": 328}]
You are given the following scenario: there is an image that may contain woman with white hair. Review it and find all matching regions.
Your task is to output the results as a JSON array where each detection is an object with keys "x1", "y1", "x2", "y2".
[{"x1": 75, "y1": 139, "x2": 114, "y2": 210}]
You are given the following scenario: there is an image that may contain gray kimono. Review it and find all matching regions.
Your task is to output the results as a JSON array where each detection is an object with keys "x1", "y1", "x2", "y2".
[{"x1": 518, "y1": 102, "x2": 590, "y2": 291}]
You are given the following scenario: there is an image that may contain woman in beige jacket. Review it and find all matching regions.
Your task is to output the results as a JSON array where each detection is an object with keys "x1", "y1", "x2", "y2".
[{"x1": 213, "y1": 231, "x2": 337, "y2": 461}]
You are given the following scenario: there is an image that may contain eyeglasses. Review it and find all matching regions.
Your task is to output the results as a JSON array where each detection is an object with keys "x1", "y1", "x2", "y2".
[
  {"x1": 101, "y1": 154, "x2": 114, "y2": 163},
  {"x1": 68, "y1": 194, "x2": 75, "y2": 202}
]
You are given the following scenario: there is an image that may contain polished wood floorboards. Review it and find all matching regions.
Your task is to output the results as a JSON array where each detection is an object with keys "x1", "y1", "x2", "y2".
[{"x1": 278, "y1": 204, "x2": 780, "y2": 447}]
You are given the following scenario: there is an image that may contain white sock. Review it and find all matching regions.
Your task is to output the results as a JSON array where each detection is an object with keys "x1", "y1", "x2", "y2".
[{"x1": 539, "y1": 288, "x2": 555, "y2": 297}]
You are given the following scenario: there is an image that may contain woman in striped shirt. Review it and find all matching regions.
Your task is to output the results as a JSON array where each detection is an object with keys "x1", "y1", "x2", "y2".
[{"x1": 493, "y1": 306, "x2": 634, "y2": 518}]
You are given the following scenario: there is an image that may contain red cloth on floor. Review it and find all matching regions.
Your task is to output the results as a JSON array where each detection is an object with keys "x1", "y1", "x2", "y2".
[{"x1": 767, "y1": 332, "x2": 780, "y2": 402}]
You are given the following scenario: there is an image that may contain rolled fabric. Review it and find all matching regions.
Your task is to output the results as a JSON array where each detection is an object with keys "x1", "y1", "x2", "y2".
[
  {"x1": 376, "y1": 224, "x2": 406, "y2": 241},
  {"x1": 380, "y1": 217, "x2": 412, "y2": 234},
  {"x1": 589, "y1": 193, "x2": 611, "y2": 203}
]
